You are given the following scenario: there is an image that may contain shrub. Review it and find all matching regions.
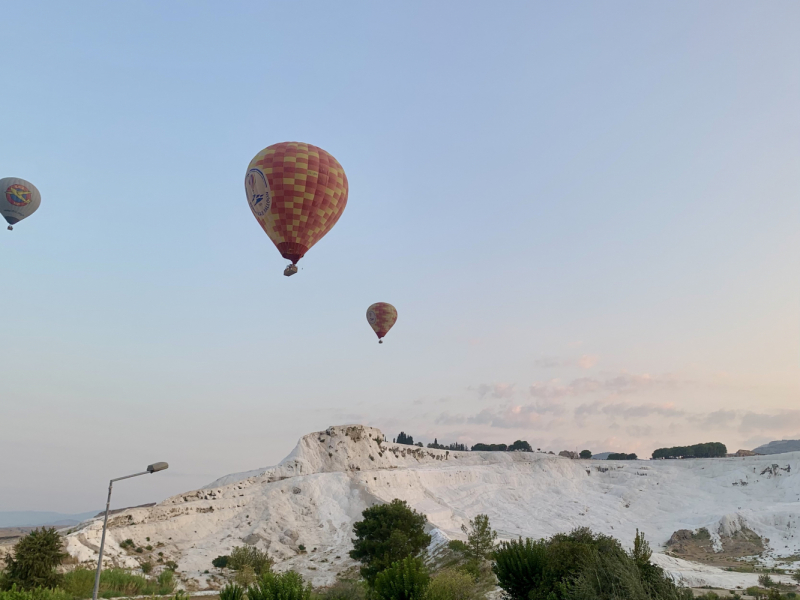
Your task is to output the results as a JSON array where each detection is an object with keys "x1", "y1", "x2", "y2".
[
  {"x1": 119, "y1": 540, "x2": 134, "y2": 550},
  {"x1": 0, "y1": 585, "x2": 73, "y2": 600},
  {"x1": 318, "y1": 580, "x2": 367, "y2": 600},
  {"x1": 426, "y1": 569, "x2": 477, "y2": 600},
  {"x1": 212, "y1": 555, "x2": 230, "y2": 569},
  {"x1": 228, "y1": 546, "x2": 271, "y2": 575},
  {"x1": 140, "y1": 562, "x2": 152, "y2": 574},
  {"x1": 350, "y1": 499, "x2": 431, "y2": 585},
  {"x1": 758, "y1": 573, "x2": 775, "y2": 588},
  {"x1": 219, "y1": 583, "x2": 245, "y2": 600},
  {"x1": 247, "y1": 571, "x2": 313, "y2": 600},
  {"x1": 579, "y1": 450, "x2": 592, "y2": 459},
  {"x1": 493, "y1": 528, "x2": 690, "y2": 600},
  {"x1": 164, "y1": 561, "x2": 178, "y2": 571},
  {"x1": 157, "y1": 569, "x2": 176, "y2": 595},
  {"x1": 234, "y1": 566, "x2": 256, "y2": 588},
  {"x1": 1, "y1": 528, "x2": 67, "y2": 590},
  {"x1": 145, "y1": 545, "x2": 153, "y2": 551},
  {"x1": 794, "y1": 570, "x2": 800, "y2": 583},
  {"x1": 373, "y1": 557, "x2": 429, "y2": 600}
]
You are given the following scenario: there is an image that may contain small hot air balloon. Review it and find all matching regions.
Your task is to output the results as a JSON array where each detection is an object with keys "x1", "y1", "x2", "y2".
[
  {"x1": 367, "y1": 303, "x2": 398, "y2": 344},
  {"x1": 245, "y1": 142, "x2": 348, "y2": 276},
  {"x1": 1, "y1": 177, "x2": 41, "y2": 231}
]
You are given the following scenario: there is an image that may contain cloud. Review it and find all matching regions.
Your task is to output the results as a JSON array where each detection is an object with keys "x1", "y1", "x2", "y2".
[
  {"x1": 575, "y1": 401, "x2": 685, "y2": 420},
  {"x1": 533, "y1": 355, "x2": 598, "y2": 370},
  {"x1": 529, "y1": 372, "x2": 681, "y2": 400},
  {"x1": 738, "y1": 410, "x2": 800, "y2": 434},
  {"x1": 465, "y1": 400, "x2": 564, "y2": 429},
  {"x1": 435, "y1": 412, "x2": 466, "y2": 425},
  {"x1": 472, "y1": 382, "x2": 516, "y2": 399}
]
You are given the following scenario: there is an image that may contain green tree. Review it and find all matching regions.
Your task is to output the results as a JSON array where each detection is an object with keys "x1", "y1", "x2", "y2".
[
  {"x1": 461, "y1": 515, "x2": 497, "y2": 562},
  {"x1": 579, "y1": 450, "x2": 592, "y2": 459},
  {"x1": 247, "y1": 571, "x2": 312, "y2": 600},
  {"x1": 373, "y1": 557, "x2": 429, "y2": 600},
  {"x1": 350, "y1": 499, "x2": 431, "y2": 585},
  {"x1": 508, "y1": 441, "x2": 532, "y2": 452},
  {"x1": 1, "y1": 528, "x2": 67, "y2": 590},
  {"x1": 425, "y1": 569, "x2": 477, "y2": 600}
]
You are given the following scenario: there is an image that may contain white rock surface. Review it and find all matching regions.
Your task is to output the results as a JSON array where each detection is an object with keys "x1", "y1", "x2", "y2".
[{"x1": 65, "y1": 425, "x2": 800, "y2": 589}]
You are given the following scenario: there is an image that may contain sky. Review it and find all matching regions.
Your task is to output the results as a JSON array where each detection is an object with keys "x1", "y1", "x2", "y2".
[{"x1": 1, "y1": 1, "x2": 798, "y2": 514}]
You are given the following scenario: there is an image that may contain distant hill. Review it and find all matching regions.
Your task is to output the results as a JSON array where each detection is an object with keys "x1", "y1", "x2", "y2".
[
  {"x1": 752, "y1": 440, "x2": 800, "y2": 455},
  {"x1": 0, "y1": 510, "x2": 97, "y2": 528},
  {"x1": 592, "y1": 452, "x2": 613, "y2": 460}
]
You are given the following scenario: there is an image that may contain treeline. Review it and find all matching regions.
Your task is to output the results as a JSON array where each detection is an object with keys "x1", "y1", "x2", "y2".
[
  {"x1": 426, "y1": 439, "x2": 468, "y2": 451},
  {"x1": 471, "y1": 440, "x2": 532, "y2": 452},
  {"x1": 651, "y1": 442, "x2": 727, "y2": 460},
  {"x1": 397, "y1": 433, "x2": 533, "y2": 453},
  {"x1": 607, "y1": 453, "x2": 638, "y2": 460}
]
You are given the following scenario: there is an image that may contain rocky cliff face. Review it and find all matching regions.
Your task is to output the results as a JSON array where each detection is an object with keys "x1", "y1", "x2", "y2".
[{"x1": 64, "y1": 425, "x2": 800, "y2": 591}]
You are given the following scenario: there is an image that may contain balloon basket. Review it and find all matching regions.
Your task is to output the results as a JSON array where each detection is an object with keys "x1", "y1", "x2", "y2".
[
  {"x1": 283, "y1": 264, "x2": 298, "y2": 277},
  {"x1": 378, "y1": 339, "x2": 383, "y2": 344},
  {"x1": 7, "y1": 226, "x2": 12, "y2": 231}
]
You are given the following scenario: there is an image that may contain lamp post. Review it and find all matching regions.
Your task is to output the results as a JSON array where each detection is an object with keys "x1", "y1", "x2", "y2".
[{"x1": 92, "y1": 462, "x2": 168, "y2": 600}]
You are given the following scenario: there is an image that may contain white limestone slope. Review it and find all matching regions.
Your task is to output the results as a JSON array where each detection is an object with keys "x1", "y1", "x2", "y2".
[{"x1": 65, "y1": 425, "x2": 800, "y2": 590}]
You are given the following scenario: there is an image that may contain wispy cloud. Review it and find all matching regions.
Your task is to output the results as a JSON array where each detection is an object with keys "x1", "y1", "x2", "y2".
[
  {"x1": 471, "y1": 382, "x2": 516, "y2": 399},
  {"x1": 529, "y1": 372, "x2": 681, "y2": 400},
  {"x1": 533, "y1": 355, "x2": 598, "y2": 370}
]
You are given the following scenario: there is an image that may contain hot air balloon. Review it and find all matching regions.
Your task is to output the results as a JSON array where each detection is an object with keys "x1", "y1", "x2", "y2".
[
  {"x1": 1, "y1": 177, "x2": 41, "y2": 231},
  {"x1": 245, "y1": 142, "x2": 348, "y2": 276},
  {"x1": 367, "y1": 303, "x2": 397, "y2": 344}
]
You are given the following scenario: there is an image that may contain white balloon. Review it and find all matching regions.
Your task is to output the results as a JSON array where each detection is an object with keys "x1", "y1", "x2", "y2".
[{"x1": 1, "y1": 177, "x2": 41, "y2": 230}]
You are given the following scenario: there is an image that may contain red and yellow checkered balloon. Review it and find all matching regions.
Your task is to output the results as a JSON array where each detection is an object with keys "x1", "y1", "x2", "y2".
[
  {"x1": 246, "y1": 142, "x2": 348, "y2": 264},
  {"x1": 367, "y1": 303, "x2": 398, "y2": 342}
]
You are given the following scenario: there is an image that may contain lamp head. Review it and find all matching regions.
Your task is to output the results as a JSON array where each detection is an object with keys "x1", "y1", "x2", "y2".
[{"x1": 147, "y1": 462, "x2": 169, "y2": 473}]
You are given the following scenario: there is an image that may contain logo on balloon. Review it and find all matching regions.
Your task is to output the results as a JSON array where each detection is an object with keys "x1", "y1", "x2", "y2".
[
  {"x1": 5, "y1": 184, "x2": 32, "y2": 207},
  {"x1": 246, "y1": 168, "x2": 271, "y2": 218},
  {"x1": 367, "y1": 310, "x2": 377, "y2": 325}
]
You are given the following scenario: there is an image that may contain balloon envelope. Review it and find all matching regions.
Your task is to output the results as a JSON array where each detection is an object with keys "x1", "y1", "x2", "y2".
[
  {"x1": 367, "y1": 303, "x2": 398, "y2": 341},
  {"x1": 245, "y1": 142, "x2": 348, "y2": 265},
  {"x1": 1, "y1": 177, "x2": 41, "y2": 229}
]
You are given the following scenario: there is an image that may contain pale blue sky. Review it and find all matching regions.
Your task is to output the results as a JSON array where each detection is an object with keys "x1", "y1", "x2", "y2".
[{"x1": 1, "y1": 2, "x2": 798, "y2": 512}]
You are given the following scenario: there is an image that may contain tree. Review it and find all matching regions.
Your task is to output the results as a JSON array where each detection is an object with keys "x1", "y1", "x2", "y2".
[
  {"x1": 396, "y1": 432, "x2": 414, "y2": 445},
  {"x1": 508, "y1": 440, "x2": 532, "y2": 452},
  {"x1": 1, "y1": 527, "x2": 67, "y2": 590},
  {"x1": 607, "y1": 453, "x2": 637, "y2": 460},
  {"x1": 793, "y1": 570, "x2": 800, "y2": 584},
  {"x1": 350, "y1": 499, "x2": 431, "y2": 585},
  {"x1": 227, "y1": 545, "x2": 271, "y2": 575},
  {"x1": 579, "y1": 450, "x2": 592, "y2": 459},
  {"x1": 461, "y1": 514, "x2": 497, "y2": 561},
  {"x1": 373, "y1": 557, "x2": 429, "y2": 600}
]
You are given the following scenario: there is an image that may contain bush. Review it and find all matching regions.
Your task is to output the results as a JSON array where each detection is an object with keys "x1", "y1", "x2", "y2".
[
  {"x1": 493, "y1": 528, "x2": 691, "y2": 600},
  {"x1": 140, "y1": 562, "x2": 152, "y2": 575},
  {"x1": 426, "y1": 569, "x2": 477, "y2": 600},
  {"x1": 119, "y1": 540, "x2": 134, "y2": 550},
  {"x1": 61, "y1": 567, "x2": 175, "y2": 599},
  {"x1": 1, "y1": 528, "x2": 67, "y2": 591},
  {"x1": 579, "y1": 450, "x2": 592, "y2": 459},
  {"x1": 234, "y1": 566, "x2": 256, "y2": 588},
  {"x1": 373, "y1": 557, "x2": 429, "y2": 600},
  {"x1": 758, "y1": 573, "x2": 775, "y2": 588},
  {"x1": 228, "y1": 546, "x2": 271, "y2": 575},
  {"x1": 318, "y1": 580, "x2": 367, "y2": 600},
  {"x1": 0, "y1": 585, "x2": 73, "y2": 600},
  {"x1": 350, "y1": 499, "x2": 431, "y2": 585},
  {"x1": 212, "y1": 555, "x2": 229, "y2": 569},
  {"x1": 219, "y1": 583, "x2": 245, "y2": 600},
  {"x1": 794, "y1": 570, "x2": 800, "y2": 583},
  {"x1": 247, "y1": 571, "x2": 313, "y2": 600}
]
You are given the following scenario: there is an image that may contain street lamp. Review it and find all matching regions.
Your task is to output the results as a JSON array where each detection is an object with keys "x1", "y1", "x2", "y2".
[{"x1": 92, "y1": 463, "x2": 169, "y2": 600}]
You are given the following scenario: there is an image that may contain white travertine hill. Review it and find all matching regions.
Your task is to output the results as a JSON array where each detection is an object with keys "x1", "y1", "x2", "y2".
[{"x1": 64, "y1": 425, "x2": 800, "y2": 591}]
